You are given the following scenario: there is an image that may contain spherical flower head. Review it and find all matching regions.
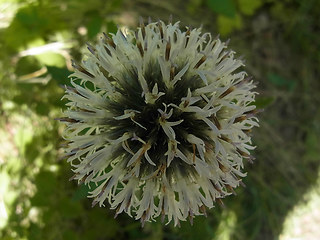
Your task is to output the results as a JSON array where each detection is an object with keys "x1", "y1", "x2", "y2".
[{"x1": 60, "y1": 19, "x2": 259, "y2": 227}]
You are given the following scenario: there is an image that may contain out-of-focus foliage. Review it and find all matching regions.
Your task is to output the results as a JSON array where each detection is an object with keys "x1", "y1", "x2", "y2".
[
  {"x1": 1, "y1": 0, "x2": 320, "y2": 239},
  {"x1": 207, "y1": 0, "x2": 236, "y2": 18}
]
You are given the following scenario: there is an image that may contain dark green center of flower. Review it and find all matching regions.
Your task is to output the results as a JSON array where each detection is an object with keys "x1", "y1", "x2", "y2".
[{"x1": 104, "y1": 60, "x2": 212, "y2": 171}]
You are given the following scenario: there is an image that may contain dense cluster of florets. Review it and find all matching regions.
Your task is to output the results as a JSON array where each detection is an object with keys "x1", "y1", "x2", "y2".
[{"x1": 60, "y1": 19, "x2": 259, "y2": 226}]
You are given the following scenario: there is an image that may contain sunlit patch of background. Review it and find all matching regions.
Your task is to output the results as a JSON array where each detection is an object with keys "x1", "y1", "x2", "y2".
[{"x1": 0, "y1": 0, "x2": 319, "y2": 239}]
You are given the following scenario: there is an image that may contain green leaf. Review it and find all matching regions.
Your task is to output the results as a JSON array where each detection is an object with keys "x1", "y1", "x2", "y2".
[
  {"x1": 15, "y1": 56, "x2": 42, "y2": 76},
  {"x1": 237, "y1": 0, "x2": 263, "y2": 16},
  {"x1": 63, "y1": 230, "x2": 80, "y2": 240},
  {"x1": 305, "y1": 131, "x2": 320, "y2": 160},
  {"x1": 106, "y1": 21, "x2": 118, "y2": 34},
  {"x1": 253, "y1": 96, "x2": 275, "y2": 109},
  {"x1": 59, "y1": 198, "x2": 82, "y2": 218},
  {"x1": 46, "y1": 66, "x2": 73, "y2": 86},
  {"x1": 217, "y1": 14, "x2": 243, "y2": 36},
  {"x1": 72, "y1": 183, "x2": 90, "y2": 201},
  {"x1": 267, "y1": 72, "x2": 296, "y2": 90},
  {"x1": 178, "y1": 216, "x2": 214, "y2": 240},
  {"x1": 83, "y1": 210, "x2": 119, "y2": 239},
  {"x1": 35, "y1": 103, "x2": 50, "y2": 115},
  {"x1": 207, "y1": 0, "x2": 236, "y2": 18},
  {"x1": 72, "y1": 182, "x2": 100, "y2": 201},
  {"x1": 31, "y1": 171, "x2": 57, "y2": 206},
  {"x1": 4, "y1": 4, "x2": 65, "y2": 49},
  {"x1": 87, "y1": 15, "x2": 103, "y2": 39},
  {"x1": 35, "y1": 53, "x2": 65, "y2": 67}
]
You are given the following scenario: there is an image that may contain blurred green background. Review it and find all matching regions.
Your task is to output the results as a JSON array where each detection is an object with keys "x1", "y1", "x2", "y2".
[{"x1": 0, "y1": 0, "x2": 320, "y2": 239}]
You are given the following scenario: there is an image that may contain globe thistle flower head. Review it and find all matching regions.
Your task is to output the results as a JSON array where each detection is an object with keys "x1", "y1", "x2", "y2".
[{"x1": 61, "y1": 19, "x2": 259, "y2": 227}]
